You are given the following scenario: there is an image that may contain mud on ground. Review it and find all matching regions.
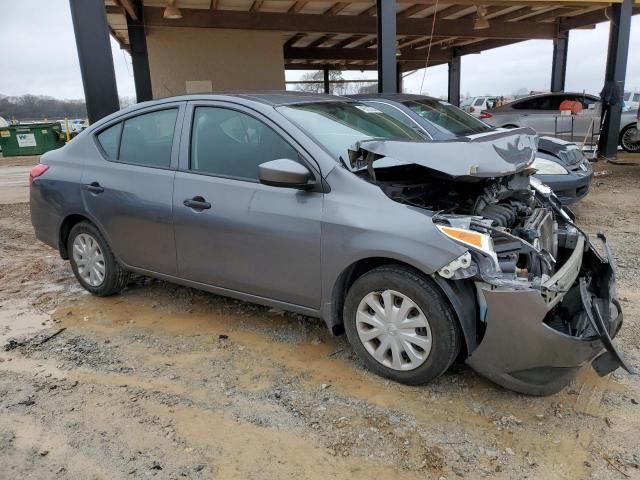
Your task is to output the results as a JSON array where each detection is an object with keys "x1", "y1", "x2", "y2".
[{"x1": 0, "y1": 160, "x2": 639, "y2": 479}]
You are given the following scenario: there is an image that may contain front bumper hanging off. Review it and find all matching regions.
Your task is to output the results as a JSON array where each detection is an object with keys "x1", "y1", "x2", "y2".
[{"x1": 467, "y1": 234, "x2": 633, "y2": 396}]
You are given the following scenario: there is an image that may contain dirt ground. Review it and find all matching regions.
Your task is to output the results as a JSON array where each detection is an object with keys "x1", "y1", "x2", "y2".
[
  {"x1": 0, "y1": 155, "x2": 37, "y2": 204},
  {"x1": 0, "y1": 154, "x2": 639, "y2": 479}
]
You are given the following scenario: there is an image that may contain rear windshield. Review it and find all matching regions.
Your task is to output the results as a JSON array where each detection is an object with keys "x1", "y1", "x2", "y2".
[
  {"x1": 278, "y1": 101, "x2": 423, "y2": 160},
  {"x1": 402, "y1": 98, "x2": 493, "y2": 137}
]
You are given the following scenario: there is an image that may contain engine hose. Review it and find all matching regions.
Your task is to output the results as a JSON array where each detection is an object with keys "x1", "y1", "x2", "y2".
[
  {"x1": 492, "y1": 204, "x2": 516, "y2": 225},
  {"x1": 481, "y1": 210, "x2": 503, "y2": 226},
  {"x1": 482, "y1": 205, "x2": 508, "y2": 226}
]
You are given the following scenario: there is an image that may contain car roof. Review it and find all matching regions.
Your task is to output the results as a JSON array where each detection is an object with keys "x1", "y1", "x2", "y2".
[
  {"x1": 86, "y1": 91, "x2": 362, "y2": 131},
  {"x1": 348, "y1": 93, "x2": 442, "y2": 103},
  {"x1": 137, "y1": 91, "x2": 350, "y2": 108},
  {"x1": 513, "y1": 92, "x2": 600, "y2": 102}
]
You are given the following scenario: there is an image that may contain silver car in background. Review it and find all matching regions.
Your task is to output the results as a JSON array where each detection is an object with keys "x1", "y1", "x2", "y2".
[{"x1": 484, "y1": 92, "x2": 639, "y2": 152}]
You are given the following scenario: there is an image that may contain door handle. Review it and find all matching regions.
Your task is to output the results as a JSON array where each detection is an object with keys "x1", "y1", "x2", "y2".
[
  {"x1": 183, "y1": 196, "x2": 211, "y2": 211},
  {"x1": 83, "y1": 182, "x2": 104, "y2": 194}
]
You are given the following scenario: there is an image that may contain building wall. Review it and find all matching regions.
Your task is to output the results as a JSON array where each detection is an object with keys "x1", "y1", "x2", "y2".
[{"x1": 146, "y1": 27, "x2": 285, "y2": 97}]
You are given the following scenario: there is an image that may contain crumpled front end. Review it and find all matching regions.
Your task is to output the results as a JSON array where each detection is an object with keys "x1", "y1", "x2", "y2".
[
  {"x1": 351, "y1": 135, "x2": 631, "y2": 395},
  {"x1": 429, "y1": 177, "x2": 632, "y2": 395},
  {"x1": 466, "y1": 233, "x2": 629, "y2": 395}
]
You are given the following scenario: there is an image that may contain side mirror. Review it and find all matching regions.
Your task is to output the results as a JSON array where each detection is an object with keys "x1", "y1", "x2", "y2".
[{"x1": 259, "y1": 158, "x2": 313, "y2": 189}]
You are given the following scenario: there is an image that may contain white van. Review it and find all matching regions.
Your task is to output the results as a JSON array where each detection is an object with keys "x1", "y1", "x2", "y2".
[
  {"x1": 623, "y1": 91, "x2": 640, "y2": 112},
  {"x1": 466, "y1": 96, "x2": 500, "y2": 118}
]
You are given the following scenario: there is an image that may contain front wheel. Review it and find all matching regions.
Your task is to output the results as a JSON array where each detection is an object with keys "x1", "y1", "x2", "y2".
[
  {"x1": 68, "y1": 221, "x2": 129, "y2": 296},
  {"x1": 343, "y1": 265, "x2": 461, "y2": 385},
  {"x1": 620, "y1": 124, "x2": 640, "y2": 153}
]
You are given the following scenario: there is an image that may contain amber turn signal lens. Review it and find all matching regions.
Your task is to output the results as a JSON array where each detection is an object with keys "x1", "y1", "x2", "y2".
[{"x1": 439, "y1": 226, "x2": 484, "y2": 249}]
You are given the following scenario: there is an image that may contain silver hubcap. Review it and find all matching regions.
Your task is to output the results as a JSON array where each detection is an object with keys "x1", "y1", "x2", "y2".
[
  {"x1": 356, "y1": 290, "x2": 432, "y2": 371},
  {"x1": 72, "y1": 233, "x2": 106, "y2": 287},
  {"x1": 622, "y1": 127, "x2": 640, "y2": 152}
]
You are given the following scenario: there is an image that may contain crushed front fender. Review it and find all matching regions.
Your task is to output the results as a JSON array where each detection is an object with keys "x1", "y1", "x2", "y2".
[{"x1": 466, "y1": 234, "x2": 631, "y2": 396}]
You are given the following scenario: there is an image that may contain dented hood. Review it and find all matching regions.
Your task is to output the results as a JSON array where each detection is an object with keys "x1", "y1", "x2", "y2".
[{"x1": 348, "y1": 127, "x2": 538, "y2": 178}]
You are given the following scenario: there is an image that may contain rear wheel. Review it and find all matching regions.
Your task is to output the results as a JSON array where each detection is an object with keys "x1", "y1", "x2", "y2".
[
  {"x1": 68, "y1": 221, "x2": 129, "y2": 296},
  {"x1": 620, "y1": 124, "x2": 640, "y2": 153},
  {"x1": 343, "y1": 265, "x2": 461, "y2": 385}
]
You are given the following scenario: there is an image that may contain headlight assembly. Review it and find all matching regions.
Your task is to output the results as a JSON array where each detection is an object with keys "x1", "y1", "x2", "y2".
[
  {"x1": 437, "y1": 226, "x2": 494, "y2": 253},
  {"x1": 531, "y1": 157, "x2": 569, "y2": 175},
  {"x1": 436, "y1": 225, "x2": 500, "y2": 273}
]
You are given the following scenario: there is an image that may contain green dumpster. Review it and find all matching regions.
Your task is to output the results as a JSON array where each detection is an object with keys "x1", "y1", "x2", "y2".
[{"x1": 0, "y1": 122, "x2": 65, "y2": 157}]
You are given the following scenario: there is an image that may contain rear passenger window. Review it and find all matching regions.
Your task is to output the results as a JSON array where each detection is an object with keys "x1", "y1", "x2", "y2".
[
  {"x1": 512, "y1": 96, "x2": 562, "y2": 111},
  {"x1": 97, "y1": 123, "x2": 122, "y2": 159},
  {"x1": 118, "y1": 109, "x2": 178, "y2": 168},
  {"x1": 190, "y1": 107, "x2": 298, "y2": 181}
]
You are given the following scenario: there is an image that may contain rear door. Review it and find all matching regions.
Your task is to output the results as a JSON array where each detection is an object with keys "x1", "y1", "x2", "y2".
[
  {"x1": 84, "y1": 103, "x2": 184, "y2": 275},
  {"x1": 172, "y1": 101, "x2": 323, "y2": 308},
  {"x1": 511, "y1": 95, "x2": 563, "y2": 136}
]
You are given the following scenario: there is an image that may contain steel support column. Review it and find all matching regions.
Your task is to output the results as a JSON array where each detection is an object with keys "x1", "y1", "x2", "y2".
[
  {"x1": 69, "y1": 0, "x2": 119, "y2": 124},
  {"x1": 127, "y1": 0, "x2": 153, "y2": 102},
  {"x1": 323, "y1": 66, "x2": 330, "y2": 94},
  {"x1": 376, "y1": 0, "x2": 397, "y2": 93},
  {"x1": 550, "y1": 31, "x2": 569, "y2": 93},
  {"x1": 448, "y1": 55, "x2": 461, "y2": 107},
  {"x1": 598, "y1": 0, "x2": 633, "y2": 158}
]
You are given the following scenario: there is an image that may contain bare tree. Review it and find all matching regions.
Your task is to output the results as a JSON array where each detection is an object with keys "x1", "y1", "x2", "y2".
[{"x1": 291, "y1": 71, "x2": 377, "y2": 96}]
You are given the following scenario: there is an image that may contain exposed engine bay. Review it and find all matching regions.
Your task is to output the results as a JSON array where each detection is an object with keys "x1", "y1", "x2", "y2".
[{"x1": 370, "y1": 163, "x2": 569, "y2": 282}]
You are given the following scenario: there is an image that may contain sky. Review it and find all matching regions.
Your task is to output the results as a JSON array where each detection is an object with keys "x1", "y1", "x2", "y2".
[{"x1": 1, "y1": 0, "x2": 638, "y2": 101}]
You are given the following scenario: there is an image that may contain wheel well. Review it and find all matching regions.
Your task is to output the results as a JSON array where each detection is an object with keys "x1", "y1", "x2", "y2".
[
  {"x1": 59, "y1": 214, "x2": 90, "y2": 259},
  {"x1": 329, "y1": 258, "x2": 431, "y2": 336},
  {"x1": 502, "y1": 124, "x2": 519, "y2": 129},
  {"x1": 329, "y1": 258, "x2": 475, "y2": 357},
  {"x1": 620, "y1": 122, "x2": 637, "y2": 137}
]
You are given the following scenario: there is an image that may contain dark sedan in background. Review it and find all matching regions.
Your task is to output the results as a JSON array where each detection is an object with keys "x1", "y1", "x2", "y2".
[{"x1": 351, "y1": 93, "x2": 593, "y2": 205}]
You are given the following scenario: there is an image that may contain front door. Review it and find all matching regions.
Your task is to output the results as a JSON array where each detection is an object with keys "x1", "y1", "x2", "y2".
[
  {"x1": 172, "y1": 103, "x2": 322, "y2": 308},
  {"x1": 83, "y1": 105, "x2": 183, "y2": 275}
]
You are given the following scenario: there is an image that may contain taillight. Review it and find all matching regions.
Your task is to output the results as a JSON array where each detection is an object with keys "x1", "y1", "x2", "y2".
[
  {"x1": 480, "y1": 111, "x2": 492, "y2": 119},
  {"x1": 29, "y1": 164, "x2": 49, "y2": 186}
]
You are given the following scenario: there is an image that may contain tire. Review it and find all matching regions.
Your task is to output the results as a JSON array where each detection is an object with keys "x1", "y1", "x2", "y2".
[
  {"x1": 67, "y1": 221, "x2": 129, "y2": 296},
  {"x1": 343, "y1": 265, "x2": 461, "y2": 386},
  {"x1": 502, "y1": 124, "x2": 519, "y2": 129},
  {"x1": 619, "y1": 124, "x2": 640, "y2": 153}
]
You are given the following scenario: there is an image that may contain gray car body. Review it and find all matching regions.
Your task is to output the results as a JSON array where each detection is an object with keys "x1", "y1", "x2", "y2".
[
  {"x1": 30, "y1": 92, "x2": 626, "y2": 395},
  {"x1": 483, "y1": 92, "x2": 638, "y2": 143},
  {"x1": 350, "y1": 93, "x2": 593, "y2": 204},
  {"x1": 31, "y1": 93, "x2": 469, "y2": 330}
]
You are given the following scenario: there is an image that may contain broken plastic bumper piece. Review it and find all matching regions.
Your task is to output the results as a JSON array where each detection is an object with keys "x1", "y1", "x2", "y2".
[{"x1": 467, "y1": 234, "x2": 632, "y2": 396}]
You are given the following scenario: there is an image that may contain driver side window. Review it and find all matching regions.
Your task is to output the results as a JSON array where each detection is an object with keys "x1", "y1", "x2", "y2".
[{"x1": 190, "y1": 107, "x2": 299, "y2": 181}]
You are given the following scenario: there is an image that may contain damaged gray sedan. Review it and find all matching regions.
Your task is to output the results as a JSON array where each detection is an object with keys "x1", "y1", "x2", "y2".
[{"x1": 30, "y1": 93, "x2": 630, "y2": 396}]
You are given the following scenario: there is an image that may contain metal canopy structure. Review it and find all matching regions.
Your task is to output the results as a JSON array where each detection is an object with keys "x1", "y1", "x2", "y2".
[
  {"x1": 70, "y1": 0, "x2": 638, "y2": 157},
  {"x1": 104, "y1": 0, "x2": 638, "y2": 73}
]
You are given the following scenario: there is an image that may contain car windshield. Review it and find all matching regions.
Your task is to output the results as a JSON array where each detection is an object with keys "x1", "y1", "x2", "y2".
[
  {"x1": 402, "y1": 98, "x2": 493, "y2": 136},
  {"x1": 278, "y1": 101, "x2": 424, "y2": 161}
]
